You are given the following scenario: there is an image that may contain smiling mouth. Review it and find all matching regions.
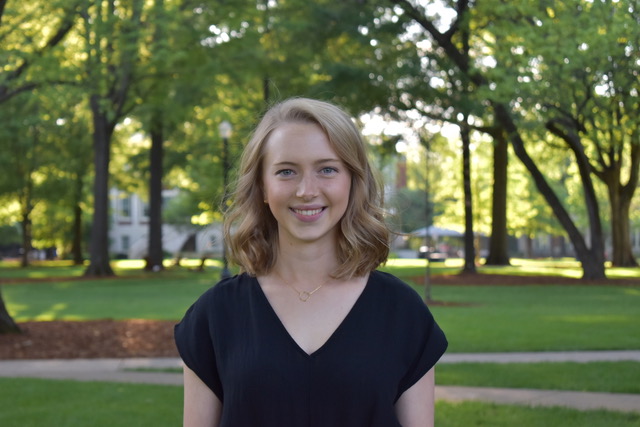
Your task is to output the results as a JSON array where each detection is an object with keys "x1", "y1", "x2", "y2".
[{"x1": 291, "y1": 207, "x2": 325, "y2": 216}]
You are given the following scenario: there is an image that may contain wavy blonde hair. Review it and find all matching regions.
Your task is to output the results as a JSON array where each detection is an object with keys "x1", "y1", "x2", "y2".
[{"x1": 224, "y1": 98, "x2": 389, "y2": 279}]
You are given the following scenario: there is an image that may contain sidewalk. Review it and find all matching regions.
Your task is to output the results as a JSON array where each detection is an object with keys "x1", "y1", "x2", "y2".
[{"x1": 1, "y1": 351, "x2": 639, "y2": 414}]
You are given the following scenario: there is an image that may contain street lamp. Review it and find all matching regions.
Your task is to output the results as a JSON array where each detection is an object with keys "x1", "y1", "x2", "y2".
[{"x1": 218, "y1": 120, "x2": 232, "y2": 280}]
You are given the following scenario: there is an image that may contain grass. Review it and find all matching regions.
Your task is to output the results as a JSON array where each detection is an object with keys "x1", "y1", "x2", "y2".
[
  {"x1": 2, "y1": 260, "x2": 639, "y2": 352},
  {"x1": 0, "y1": 258, "x2": 223, "y2": 279},
  {"x1": 1, "y1": 258, "x2": 639, "y2": 424},
  {"x1": 437, "y1": 361, "x2": 640, "y2": 394},
  {"x1": 428, "y1": 285, "x2": 640, "y2": 352},
  {"x1": 435, "y1": 401, "x2": 640, "y2": 426},
  {"x1": 136, "y1": 361, "x2": 640, "y2": 394},
  {"x1": 0, "y1": 377, "x2": 182, "y2": 427},
  {"x1": 3, "y1": 275, "x2": 216, "y2": 321},
  {"x1": 383, "y1": 257, "x2": 639, "y2": 280},
  {"x1": 0, "y1": 377, "x2": 638, "y2": 427}
]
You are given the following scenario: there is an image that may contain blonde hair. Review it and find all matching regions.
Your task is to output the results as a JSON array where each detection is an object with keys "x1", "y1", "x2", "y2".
[{"x1": 224, "y1": 98, "x2": 389, "y2": 279}]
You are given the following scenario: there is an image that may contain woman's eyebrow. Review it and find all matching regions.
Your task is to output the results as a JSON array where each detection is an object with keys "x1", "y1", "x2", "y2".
[{"x1": 272, "y1": 158, "x2": 341, "y2": 167}]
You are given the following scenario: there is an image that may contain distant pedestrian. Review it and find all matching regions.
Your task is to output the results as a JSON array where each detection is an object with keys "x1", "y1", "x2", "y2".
[{"x1": 175, "y1": 97, "x2": 448, "y2": 427}]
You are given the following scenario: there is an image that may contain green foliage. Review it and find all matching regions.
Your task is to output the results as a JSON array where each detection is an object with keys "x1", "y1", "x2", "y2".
[
  {"x1": 0, "y1": 225, "x2": 20, "y2": 246},
  {"x1": 388, "y1": 187, "x2": 431, "y2": 233},
  {"x1": 1, "y1": 0, "x2": 639, "y2": 278}
]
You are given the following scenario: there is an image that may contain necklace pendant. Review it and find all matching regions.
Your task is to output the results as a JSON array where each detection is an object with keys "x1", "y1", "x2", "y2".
[{"x1": 299, "y1": 291, "x2": 311, "y2": 302}]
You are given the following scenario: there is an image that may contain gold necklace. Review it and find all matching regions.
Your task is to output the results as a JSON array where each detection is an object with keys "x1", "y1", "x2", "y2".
[{"x1": 274, "y1": 270, "x2": 329, "y2": 302}]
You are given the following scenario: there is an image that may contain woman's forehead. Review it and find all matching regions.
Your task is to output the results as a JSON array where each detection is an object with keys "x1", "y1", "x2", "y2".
[{"x1": 262, "y1": 122, "x2": 340, "y2": 162}]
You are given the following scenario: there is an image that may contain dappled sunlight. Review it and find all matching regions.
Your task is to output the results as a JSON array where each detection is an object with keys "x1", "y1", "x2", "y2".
[
  {"x1": 480, "y1": 259, "x2": 583, "y2": 278},
  {"x1": 32, "y1": 303, "x2": 71, "y2": 321},
  {"x1": 510, "y1": 258, "x2": 582, "y2": 269},
  {"x1": 624, "y1": 288, "x2": 640, "y2": 297},
  {"x1": 5, "y1": 302, "x2": 29, "y2": 320},
  {"x1": 111, "y1": 258, "x2": 224, "y2": 272},
  {"x1": 607, "y1": 267, "x2": 640, "y2": 279},
  {"x1": 385, "y1": 258, "x2": 427, "y2": 268},
  {"x1": 113, "y1": 259, "x2": 146, "y2": 269}
]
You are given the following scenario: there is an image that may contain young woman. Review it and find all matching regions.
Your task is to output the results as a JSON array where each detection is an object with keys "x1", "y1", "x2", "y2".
[{"x1": 175, "y1": 98, "x2": 448, "y2": 427}]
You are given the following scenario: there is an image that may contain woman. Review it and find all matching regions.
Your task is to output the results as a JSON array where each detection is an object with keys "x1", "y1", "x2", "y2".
[{"x1": 175, "y1": 98, "x2": 448, "y2": 427}]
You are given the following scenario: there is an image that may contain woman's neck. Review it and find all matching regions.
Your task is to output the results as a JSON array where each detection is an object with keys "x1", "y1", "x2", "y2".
[{"x1": 275, "y1": 241, "x2": 339, "y2": 281}]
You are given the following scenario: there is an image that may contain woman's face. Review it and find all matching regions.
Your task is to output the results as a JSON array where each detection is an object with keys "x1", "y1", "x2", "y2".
[{"x1": 261, "y1": 121, "x2": 352, "y2": 249}]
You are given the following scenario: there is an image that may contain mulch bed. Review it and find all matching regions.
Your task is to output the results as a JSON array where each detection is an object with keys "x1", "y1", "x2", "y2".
[{"x1": 0, "y1": 319, "x2": 179, "y2": 360}]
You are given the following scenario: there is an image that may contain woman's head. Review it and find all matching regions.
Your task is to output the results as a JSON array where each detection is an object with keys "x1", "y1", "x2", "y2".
[{"x1": 224, "y1": 97, "x2": 389, "y2": 279}]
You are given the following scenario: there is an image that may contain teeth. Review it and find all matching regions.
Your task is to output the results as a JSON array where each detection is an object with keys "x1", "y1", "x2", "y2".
[{"x1": 294, "y1": 208, "x2": 323, "y2": 216}]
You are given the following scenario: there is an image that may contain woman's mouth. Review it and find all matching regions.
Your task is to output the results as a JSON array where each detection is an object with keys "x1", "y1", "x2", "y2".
[{"x1": 292, "y1": 207, "x2": 325, "y2": 216}]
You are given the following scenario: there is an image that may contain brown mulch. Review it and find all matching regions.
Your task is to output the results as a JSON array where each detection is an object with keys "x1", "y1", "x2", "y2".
[
  {"x1": 0, "y1": 319, "x2": 179, "y2": 360},
  {"x1": 0, "y1": 273, "x2": 637, "y2": 361}
]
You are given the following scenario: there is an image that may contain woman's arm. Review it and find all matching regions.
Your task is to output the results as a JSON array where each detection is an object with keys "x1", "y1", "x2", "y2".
[
  {"x1": 395, "y1": 368, "x2": 436, "y2": 427},
  {"x1": 183, "y1": 365, "x2": 222, "y2": 427}
]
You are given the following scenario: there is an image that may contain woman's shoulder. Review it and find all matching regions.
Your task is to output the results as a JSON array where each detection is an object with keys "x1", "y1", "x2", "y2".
[
  {"x1": 191, "y1": 273, "x2": 255, "y2": 308},
  {"x1": 368, "y1": 270, "x2": 436, "y2": 315},
  {"x1": 369, "y1": 270, "x2": 422, "y2": 299}
]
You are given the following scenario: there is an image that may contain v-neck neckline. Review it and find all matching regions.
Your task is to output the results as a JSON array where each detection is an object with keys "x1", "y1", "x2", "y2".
[{"x1": 251, "y1": 273, "x2": 373, "y2": 358}]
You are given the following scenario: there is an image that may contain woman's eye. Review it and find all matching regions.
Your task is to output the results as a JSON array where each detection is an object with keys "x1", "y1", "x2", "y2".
[
  {"x1": 321, "y1": 167, "x2": 338, "y2": 175},
  {"x1": 276, "y1": 169, "x2": 294, "y2": 177}
]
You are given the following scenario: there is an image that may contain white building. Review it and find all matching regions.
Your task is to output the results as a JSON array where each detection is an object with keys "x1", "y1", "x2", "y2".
[{"x1": 109, "y1": 188, "x2": 222, "y2": 259}]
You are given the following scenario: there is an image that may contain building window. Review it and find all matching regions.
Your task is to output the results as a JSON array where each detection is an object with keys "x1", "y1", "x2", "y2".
[
  {"x1": 120, "y1": 196, "x2": 132, "y2": 218},
  {"x1": 142, "y1": 201, "x2": 150, "y2": 219},
  {"x1": 122, "y1": 235, "x2": 130, "y2": 252}
]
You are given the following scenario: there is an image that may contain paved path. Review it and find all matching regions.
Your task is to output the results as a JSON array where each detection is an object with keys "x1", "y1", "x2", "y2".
[{"x1": 1, "y1": 351, "x2": 639, "y2": 414}]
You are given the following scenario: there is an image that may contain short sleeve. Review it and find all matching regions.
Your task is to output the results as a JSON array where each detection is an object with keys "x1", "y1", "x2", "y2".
[
  {"x1": 396, "y1": 308, "x2": 447, "y2": 398},
  {"x1": 391, "y1": 279, "x2": 448, "y2": 401},
  {"x1": 174, "y1": 288, "x2": 223, "y2": 400}
]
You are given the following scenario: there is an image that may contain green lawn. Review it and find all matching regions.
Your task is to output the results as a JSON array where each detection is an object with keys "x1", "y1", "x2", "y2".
[
  {"x1": 3, "y1": 274, "x2": 215, "y2": 321},
  {"x1": 0, "y1": 377, "x2": 182, "y2": 427},
  {"x1": 0, "y1": 378, "x2": 638, "y2": 427},
  {"x1": 1, "y1": 258, "x2": 639, "y2": 425},
  {"x1": 3, "y1": 264, "x2": 638, "y2": 353},
  {"x1": 428, "y1": 285, "x2": 640, "y2": 352},
  {"x1": 435, "y1": 401, "x2": 640, "y2": 427},
  {"x1": 437, "y1": 361, "x2": 640, "y2": 394}
]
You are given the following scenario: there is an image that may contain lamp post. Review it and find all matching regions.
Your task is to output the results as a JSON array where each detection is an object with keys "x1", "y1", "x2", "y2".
[
  {"x1": 423, "y1": 141, "x2": 432, "y2": 302},
  {"x1": 218, "y1": 120, "x2": 232, "y2": 280}
]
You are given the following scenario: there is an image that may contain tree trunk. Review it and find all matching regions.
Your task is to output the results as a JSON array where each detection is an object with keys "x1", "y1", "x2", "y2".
[
  {"x1": 72, "y1": 202, "x2": 84, "y2": 265},
  {"x1": 0, "y1": 292, "x2": 21, "y2": 334},
  {"x1": 485, "y1": 131, "x2": 510, "y2": 265},
  {"x1": 496, "y1": 104, "x2": 605, "y2": 279},
  {"x1": 599, "y1": 139, "x2": 640, "y2": 267},
  {"x1": 145, "y1": 111, "x2": 164, "y2": 272},
  {"x1": 72, "y1": 174, "x2": 84, "y2": 265},
  {"x1": 20, "y1": 213, "x2": 32, "y2": 268},
  {"x1": 461, "y1": 122, "x2": 476, "y2": 273},
  {"x1": 84, "y1": 96, "x2": 115, "y2": 277},
  {"x1": 608, "y1": 180, "x2": 639, "y2": 267}
]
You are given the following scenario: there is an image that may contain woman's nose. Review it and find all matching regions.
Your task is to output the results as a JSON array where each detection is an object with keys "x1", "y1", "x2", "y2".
[{"x1": 296, "y1": 174, "x2": 319, "y2": 199}]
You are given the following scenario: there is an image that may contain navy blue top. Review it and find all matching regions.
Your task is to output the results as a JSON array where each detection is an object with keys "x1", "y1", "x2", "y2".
[{"x1": 175, "y1": 270, "x2": 448, "y2": 427}]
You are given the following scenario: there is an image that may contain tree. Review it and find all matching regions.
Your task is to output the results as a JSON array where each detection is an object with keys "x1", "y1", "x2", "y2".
[
  {"x1": 0, "y1": 0, "x2": 78, "y2": 104},
  {"x1": 0, "y1": 0, "x2": 83, "y2": 333},
  {"x1": 388, "y1": 0, "x2": 607, "y2": 279},
  {"x1": 78, "y1": 0, "x2": 145, "y2": 276},
  {"x1": 532, "y1": 1, "x2": 639, "y2": 267}
]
